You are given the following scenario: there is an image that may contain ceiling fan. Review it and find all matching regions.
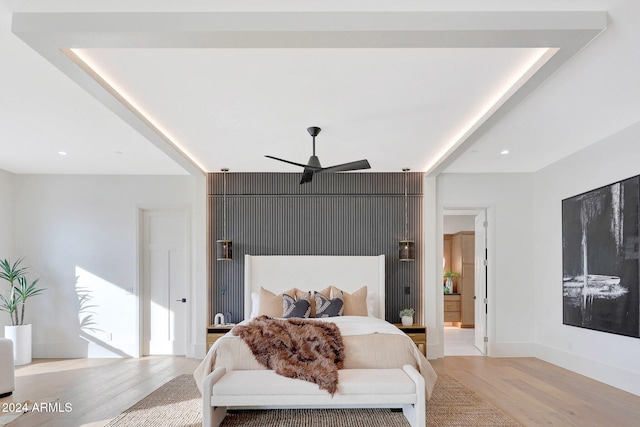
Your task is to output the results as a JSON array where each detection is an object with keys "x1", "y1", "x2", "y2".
[{"x1": 265, "y1": 126, "x2": 371, "y2": 184}]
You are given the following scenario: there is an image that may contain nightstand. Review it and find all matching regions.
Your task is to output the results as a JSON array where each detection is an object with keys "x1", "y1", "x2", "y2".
[
  {"x1": 207, "y1": 325, "x2": 234, "y2": 351},
  {"x1": 394, "y1": 324, "x2": 427, "y2": 356}
]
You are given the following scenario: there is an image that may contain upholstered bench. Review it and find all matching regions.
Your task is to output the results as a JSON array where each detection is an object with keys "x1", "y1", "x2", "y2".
[
  {"x1": 0, "y1": 338, "x2": 15, "y2": 398},
  {"x1": 202, "y1": 365, "x2": 425, "y2": 427}
]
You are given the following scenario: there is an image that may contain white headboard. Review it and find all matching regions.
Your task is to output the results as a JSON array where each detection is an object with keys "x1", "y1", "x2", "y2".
[{"x1": 244, "y1": 255, "x2": 385, "y2": 320}]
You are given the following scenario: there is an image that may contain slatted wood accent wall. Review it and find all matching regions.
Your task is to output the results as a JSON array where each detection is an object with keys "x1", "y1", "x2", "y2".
[{"x1": 207, "y1": 172, "x2": 423, "y2": 324}]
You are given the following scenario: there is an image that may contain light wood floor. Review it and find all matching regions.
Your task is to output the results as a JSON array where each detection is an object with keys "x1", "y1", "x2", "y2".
[
  {"x1": 1, "y1": 357, "x2": 200, "y2": 427},
  {"x1": 432, "y1": 357, "x2": 640, "y2": 427},
  {"x1": 2, "y1": 356, "x2": 639, "y2": 426}
]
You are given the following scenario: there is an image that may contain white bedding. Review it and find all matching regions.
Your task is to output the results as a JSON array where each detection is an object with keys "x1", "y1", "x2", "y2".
[
  {"x1": 315, "y1": 315, "x2": 405, "y2": 336},
  {"x1": 194, "y1": 315, "x2": 437, "y2": 399}
]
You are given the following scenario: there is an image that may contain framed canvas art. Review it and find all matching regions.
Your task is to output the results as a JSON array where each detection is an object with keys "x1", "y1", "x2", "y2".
[{"x1": 562, "y1": 174, "x2": 639, "y2": 338}]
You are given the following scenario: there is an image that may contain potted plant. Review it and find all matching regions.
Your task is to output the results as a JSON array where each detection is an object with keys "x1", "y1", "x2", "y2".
[
  {"x1": 399, "y1": 308, "x2": 415, "y2": 326},
  {"x1": 0, "y1": 258, "x2": 45, "y2": 365},
  {"x1": 443, "y1": 270, "x2": 459, "y2": 294}
]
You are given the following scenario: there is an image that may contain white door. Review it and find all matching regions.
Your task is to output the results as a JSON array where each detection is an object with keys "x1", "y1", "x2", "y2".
[
  {"x1": 474, "y1": 211, "x2": 488, "y2": 354},
  {"x1": 142, "y1": 209, "x2": 188, "y2": 356}
]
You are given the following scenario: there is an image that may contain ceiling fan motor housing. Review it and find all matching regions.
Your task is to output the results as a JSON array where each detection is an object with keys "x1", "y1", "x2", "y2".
[
  {"x1": 307, "y1": 155, "x2": 321, "y2": 168},
  {"x1": 307, "y1": 126, "x2": 321, "y2": 137}
]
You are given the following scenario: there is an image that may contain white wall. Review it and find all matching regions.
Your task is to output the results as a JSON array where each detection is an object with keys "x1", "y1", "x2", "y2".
[
  {"x1": 0, "y1": 169, "x2": 15, "y2": 329},
  {"x1": 443, "y1": 215, "x2": 475, "y2": 234},
  {"x1": 533, "y1": 120, "x2": 640, "y2": 395},
  {"x1": 0, "y1": 169, "x2": 14, "y2": 263},
  {"x1": 433, "y1": 173, "x2": 535, "y2": 357},
  {"x1": 190, "y1": 174, "x2": 208, "y2": 359},
  {"x1": 11, "y1": 174, "x2": 203, "y2": 358}
]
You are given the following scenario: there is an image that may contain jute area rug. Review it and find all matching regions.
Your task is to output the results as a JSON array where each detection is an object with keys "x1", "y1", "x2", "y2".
[{"x1": 106, "y1": 373, "x2": 521, "y2": 426}]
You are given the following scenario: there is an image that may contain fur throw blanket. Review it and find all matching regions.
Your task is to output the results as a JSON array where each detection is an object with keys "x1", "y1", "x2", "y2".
[{"x1": 232, "y1": 316, "x2": 345, "y2": 394}]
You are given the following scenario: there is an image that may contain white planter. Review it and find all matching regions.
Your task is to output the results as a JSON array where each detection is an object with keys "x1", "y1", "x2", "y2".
[
  {"x1": 4, "y1": 324, "x2": 32, "y2": 366},
  {"x1": 401, "y1": 316, "x2": 413, "y2": 327},
  {"x1": 445, "y1": 277, "x2": 454, "y2": 294}
]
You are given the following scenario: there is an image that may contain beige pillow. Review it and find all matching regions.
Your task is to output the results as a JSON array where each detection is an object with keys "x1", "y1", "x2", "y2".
[
  {"x1": 331, "y1": 286, "x2": 368, "y2": 316},
  {"x1": 258, "y1": 287, "x2": 297, "y2": 317},
  {"x1": 298, "y1": 287, "x2": 330, "y2": 317}
]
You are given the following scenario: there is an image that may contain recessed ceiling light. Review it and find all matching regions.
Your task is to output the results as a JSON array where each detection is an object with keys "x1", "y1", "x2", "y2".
[
  {"x1": 58, "y1": 151, "x2": 68, "y2": 156},
  {"x1": 500, "y1": 149, "x2": 510, "y2": 155}
]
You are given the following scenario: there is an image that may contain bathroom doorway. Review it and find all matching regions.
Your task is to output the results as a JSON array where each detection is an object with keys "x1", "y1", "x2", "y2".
[{"x1": 443, "y1": 210, "x2": 487, "y2": 356}]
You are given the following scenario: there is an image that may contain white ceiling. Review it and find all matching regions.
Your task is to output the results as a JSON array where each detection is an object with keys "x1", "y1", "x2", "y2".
[
  {"x1": 0, "y1": 1, "x2": 638, "y2": 177},
  {"x1": 77, "y1": 47, "x2": 545, "y2": 174}
]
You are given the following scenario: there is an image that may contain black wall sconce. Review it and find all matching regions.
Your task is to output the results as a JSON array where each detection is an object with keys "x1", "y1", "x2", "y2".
[
  {"x1": 399, "y1": 167, "x2": 415, "y2": 262},
  {"x1": 216, "y1": 168, "x2": 232, "y2": 261}
]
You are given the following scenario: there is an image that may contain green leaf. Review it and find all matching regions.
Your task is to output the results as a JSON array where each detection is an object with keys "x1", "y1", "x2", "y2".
[
  {"x1": 443, "y1": 269, "x2": 459, "y2": 279},
  {"x1": 0, "y1": 293, "x2": 19, "y2": 326},
  {"x1": 15, "y1": 276, "x2": 45, "y2": 302},
  {"x1": 0, "y1": 257, "x2": 27, "y2": 284},
  {"x1": 0, "y1": 257, "x2": 44, "y2": 325}
]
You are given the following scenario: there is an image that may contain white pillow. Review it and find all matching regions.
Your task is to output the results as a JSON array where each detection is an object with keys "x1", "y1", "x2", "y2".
[
  {"x1": 249, "y1": 292, "x2": 260, "y2": 319},
  {"x1": 367, "y1": 291, "x2": 377, "y2": 317}
]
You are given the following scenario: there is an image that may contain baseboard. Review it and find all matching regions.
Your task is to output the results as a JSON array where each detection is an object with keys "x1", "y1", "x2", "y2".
[
  {"x1": 427, "y1": 341, "x2": 535, "y2": 359},
  {"x1": 535, "y1": 343, "x2": 640, "y2": 396}
]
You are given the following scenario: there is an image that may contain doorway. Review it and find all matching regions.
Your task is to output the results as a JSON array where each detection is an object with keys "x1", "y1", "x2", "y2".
[
  {"x1": 140, "y1": 208, "x2": 190, "y2": 356},
  {"x1": 443, "y1": 209, "x2": 487, "y2": 356}
]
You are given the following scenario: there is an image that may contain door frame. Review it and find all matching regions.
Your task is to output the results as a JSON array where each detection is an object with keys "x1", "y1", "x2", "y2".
[
  {"x1": 440, "y1": 205, "x2": 495, "y2": 357},
  {"x1": 136, "y1": 205, "x2": 191, "y2": 357},
  {"x1": 473, "y1": 210, "x2": 487, "y2": 354}
]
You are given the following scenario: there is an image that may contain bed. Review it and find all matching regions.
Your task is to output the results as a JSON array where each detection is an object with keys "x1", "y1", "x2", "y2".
[{"x1": 194, "y1": 254, "x2": 437, "y2": 427}]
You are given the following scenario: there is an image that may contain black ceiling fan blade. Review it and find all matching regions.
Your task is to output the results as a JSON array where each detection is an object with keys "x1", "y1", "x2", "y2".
[
  {"x1": 265, "y1": 155, "x2": 322, "y2": 171},
  {"x1": 318, "y1": 159, "x2": 371, "y2": 173},
  {"x1": 264, "y1": 155, "x2": 309, "y2": 169},
  {"x1": 300, "y1": 168, "x2": 315, "y2": 184}
]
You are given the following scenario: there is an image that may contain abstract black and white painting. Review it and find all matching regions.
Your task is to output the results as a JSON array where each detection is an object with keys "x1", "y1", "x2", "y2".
[{"x1": 562, "y1": 175, "x2": 640, "y2": 338}]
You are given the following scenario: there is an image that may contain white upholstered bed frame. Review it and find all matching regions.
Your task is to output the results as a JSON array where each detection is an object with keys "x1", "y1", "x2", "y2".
[
  {"x1": 203, "y1": 254, "x2": 426, "y2": 427},
  {"x1": 243, "y1": 254, "x2": 386, "y2": 319}
]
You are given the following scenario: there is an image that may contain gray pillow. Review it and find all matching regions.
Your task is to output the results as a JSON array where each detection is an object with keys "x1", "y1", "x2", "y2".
[
  {"x1": 283, "y1": 292, "x2": 311, "y2": 318},
  {"x1": 314, "y1": 290, "x2": 344, "y2": 318}
]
